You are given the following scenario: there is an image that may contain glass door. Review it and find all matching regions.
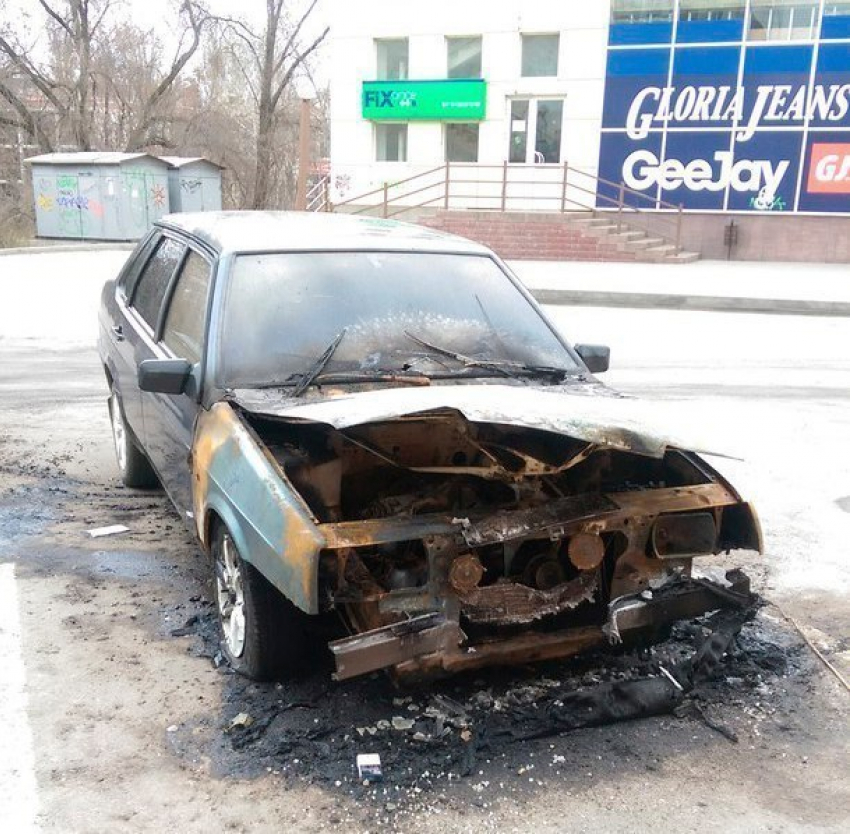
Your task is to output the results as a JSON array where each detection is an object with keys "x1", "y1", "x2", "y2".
[{"x1": 508, "y1": 98, "x2": 564, "y2": 164}]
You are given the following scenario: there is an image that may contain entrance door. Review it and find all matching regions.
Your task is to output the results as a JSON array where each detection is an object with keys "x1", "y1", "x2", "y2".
[{"x1": 508, "y1": 99, "x2": 564, "y2": 164}]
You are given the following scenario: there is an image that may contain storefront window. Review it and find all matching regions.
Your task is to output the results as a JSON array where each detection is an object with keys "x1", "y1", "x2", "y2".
[
  {"x1": 679, "y1": 1, "x2": 745, "y2": 21},
  {"x1": 375, "y1": 124, "x2": 407, "y2": 162},
  {"x1": 376, "y1": 39, "x2": 408, "y2": 80},
  {"x1": 446, "y1": 124, "x2": 479, "y2": 162},
  {"x1": 611, "y1": 0, "x2": 673, "y2": 23},
  {"x1": 521, "y1": 34, "x2": 559, "y2": 77},
  {"x1": 447, "y1": 37, "x2": 482, "y2": 78},
  {"x1": 748, "y1": 1, "x2": 818, "y2": 40}
]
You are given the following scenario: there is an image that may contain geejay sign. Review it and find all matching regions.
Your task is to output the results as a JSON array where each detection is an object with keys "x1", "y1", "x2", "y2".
[{"x1": 598, "y1": 33, "x2": 850, "y2": 214}]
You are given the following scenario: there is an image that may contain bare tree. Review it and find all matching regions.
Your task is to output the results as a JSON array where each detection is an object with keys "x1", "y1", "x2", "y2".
[
  {"x1": 222, "y1": 1, "x2": 328, "y2": 209},
  {"x1": 0, "y1": 0, "x2": 209, "y2": 152}
]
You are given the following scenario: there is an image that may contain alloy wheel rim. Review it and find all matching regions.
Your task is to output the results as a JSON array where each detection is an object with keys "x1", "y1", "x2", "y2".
[{"x1": 216, "y1": 534, "x2": 246, "y2": 658}]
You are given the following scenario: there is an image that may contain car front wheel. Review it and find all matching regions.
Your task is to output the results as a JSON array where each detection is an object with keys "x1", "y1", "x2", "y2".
[
  {"x1": 108, "y1": 389, "x2": 157, "y2": 488},
  {"x1": 212, "y1": 524, "x2": 309, "y2": 680}
]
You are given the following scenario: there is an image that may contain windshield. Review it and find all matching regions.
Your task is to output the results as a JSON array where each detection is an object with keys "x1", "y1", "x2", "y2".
[{"x1": 220, "y1": 251, "x2": 578, "y2": 388}]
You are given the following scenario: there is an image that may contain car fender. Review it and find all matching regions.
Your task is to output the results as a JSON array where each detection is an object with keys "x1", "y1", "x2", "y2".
[{"x1": 192, "y1": 401, "x2": 326, "y2": 614}]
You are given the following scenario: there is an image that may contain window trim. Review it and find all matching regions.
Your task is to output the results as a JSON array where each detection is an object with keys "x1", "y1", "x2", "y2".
[
  {"x1": 127, "y1": 231, "x2": 186, "y2": 336},
  {"x1": 158, "y1": 244, "x2": 215, "y2": 363},
  {"x1": 117, "y1": 230, "x2": 159, "y2": 303}
]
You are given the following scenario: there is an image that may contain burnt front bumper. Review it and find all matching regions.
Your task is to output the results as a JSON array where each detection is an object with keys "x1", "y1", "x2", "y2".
[{"x1": 329, "y1": 569, "x2": 754, "y2": 681}]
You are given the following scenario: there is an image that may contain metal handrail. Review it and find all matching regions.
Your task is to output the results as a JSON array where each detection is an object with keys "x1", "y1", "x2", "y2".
[{"x1": 332, "y1": 161, "x2": 686, "y2": 253}]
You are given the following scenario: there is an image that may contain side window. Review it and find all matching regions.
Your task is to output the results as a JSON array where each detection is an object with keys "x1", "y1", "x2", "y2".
[
  {"x1": 161, "y1": 251, "x2": 212, "y2": 363},
  {"x1": 131, "y1": 237, "x2": 184, "y2": 329},
  {"x1": 117, "y1": 233, "x2": 158, "y2": 299}
]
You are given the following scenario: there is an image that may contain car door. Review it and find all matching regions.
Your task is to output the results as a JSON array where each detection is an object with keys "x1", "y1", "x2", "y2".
[
  {"x1": 105, "y1": 232, "x2": 160, "y2": 439},
  {"x1": 142, "y1": 246, "x2": 214, "y2": 520},
  {"x1": 122, "y1": 233, "x2": 186, "y2": 464}
]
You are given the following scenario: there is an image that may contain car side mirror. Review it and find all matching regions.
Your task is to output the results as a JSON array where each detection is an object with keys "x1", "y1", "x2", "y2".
[
  {"x1": 574, "y1": 344, "x2": 610, "y2": 374},
  {"x1": 138, "y1": 358, "x2": 193, "y2": 395}
]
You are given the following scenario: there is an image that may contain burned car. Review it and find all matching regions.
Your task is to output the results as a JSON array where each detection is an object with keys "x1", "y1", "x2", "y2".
[{"x1": 98, "y1": 211, "x2": 761, "y2": 682}]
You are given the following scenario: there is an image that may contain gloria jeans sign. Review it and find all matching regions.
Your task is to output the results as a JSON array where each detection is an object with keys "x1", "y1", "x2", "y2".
[{"x1": 598, "y1": 26, "x2": 850, "y2": 214}]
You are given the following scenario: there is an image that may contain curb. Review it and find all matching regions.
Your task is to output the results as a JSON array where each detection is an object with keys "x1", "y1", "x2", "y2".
[
  {"x1": 530, "y1": 288, "x2": 850, "y2": 318},
  {"x1": 0, "y1": 243, "x2": 135, "y2": 256}
]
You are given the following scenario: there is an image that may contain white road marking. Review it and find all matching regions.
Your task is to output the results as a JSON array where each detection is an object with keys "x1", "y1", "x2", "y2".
[{"x1": 0, "y1": 563, "x2": 41, "y2": 833}]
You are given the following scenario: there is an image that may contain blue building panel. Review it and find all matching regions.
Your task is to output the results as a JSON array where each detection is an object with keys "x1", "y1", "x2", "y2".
[
  {"x1": 670, "y1": 46, "x2": 741, "y2": 129},
  {"x1": 676, "y1": 18, "x2": 744, "y2": 44},
  {"x1": 597, "y1": 2, "x2": 850, "y2": 214},
  {"x1": 602, "y1": 49, "x2": 671, "y2": 130},
  {"x1": 609, "y1": 22, "x2": 673, "y2": 46},
  {"x1": 821, "y1": 14, "x2": 850, "y2": 40}
]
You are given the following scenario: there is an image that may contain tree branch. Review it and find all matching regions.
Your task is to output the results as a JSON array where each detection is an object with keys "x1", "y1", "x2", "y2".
[
  {"x1": 272, "y1": 0, "x2": 318, "y2": 78},
  {"x1": 270, "y1": 25, "x2": 328, "y2": 111},
  {"x1": 37, "y1": 0, "x2": 74, "y2": 37}
]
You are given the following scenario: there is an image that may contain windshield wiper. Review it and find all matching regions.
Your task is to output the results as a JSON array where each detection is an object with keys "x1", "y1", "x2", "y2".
[
  {"x1": 404, "y1": 332, "x2": 570, "y2": 382},
  {"x1": 291, "y1": 328, "x2": 347, "y2": 397}
]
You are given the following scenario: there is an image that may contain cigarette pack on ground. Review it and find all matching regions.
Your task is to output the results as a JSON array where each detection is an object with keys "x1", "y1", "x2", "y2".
[{"x1": 356, "y1": 753, "x2": 382, "y2": 782}]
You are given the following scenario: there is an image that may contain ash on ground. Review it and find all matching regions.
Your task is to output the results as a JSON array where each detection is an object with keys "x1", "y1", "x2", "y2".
[{"x1": 167, "y1": 603, "x2": 805, "y2": 807}]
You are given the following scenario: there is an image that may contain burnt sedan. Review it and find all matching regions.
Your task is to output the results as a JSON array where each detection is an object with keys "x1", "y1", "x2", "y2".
[{"x1": 98, "y1": 211, "x2": 761, "y2": 682}]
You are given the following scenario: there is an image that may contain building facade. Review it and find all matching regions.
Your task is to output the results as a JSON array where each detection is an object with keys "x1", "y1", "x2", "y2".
[{"x1": 328, "y1": 0, "x2": 850, "y2": 229}]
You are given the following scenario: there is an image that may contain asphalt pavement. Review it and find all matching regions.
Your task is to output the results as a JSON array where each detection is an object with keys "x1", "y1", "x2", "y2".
[{"x1": 1, "y1": 248, "x2": 848, "y2": 833}]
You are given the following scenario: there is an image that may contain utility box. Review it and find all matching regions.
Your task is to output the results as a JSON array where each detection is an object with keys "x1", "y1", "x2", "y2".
[
  {"x1": 161, "y1": 157, "x2": 223, "y2": 213},
  {"x1": 26, "y1": 152, "x2": 171, "y2": 241}
]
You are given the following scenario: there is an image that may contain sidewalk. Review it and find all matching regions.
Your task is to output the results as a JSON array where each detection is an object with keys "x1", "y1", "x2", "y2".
[{"x1": 510, "y1": 259, "x2": 850, "y2": 317}]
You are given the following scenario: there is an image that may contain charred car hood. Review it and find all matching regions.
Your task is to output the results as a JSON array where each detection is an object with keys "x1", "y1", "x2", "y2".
[{"x1": 231, "y1": 383, "x2": 723, "y2": 459}]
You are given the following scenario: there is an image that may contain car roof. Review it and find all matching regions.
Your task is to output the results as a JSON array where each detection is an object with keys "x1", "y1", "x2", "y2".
[{"x1": 155, "y1": 211, "x2": 491, "y2": 256}]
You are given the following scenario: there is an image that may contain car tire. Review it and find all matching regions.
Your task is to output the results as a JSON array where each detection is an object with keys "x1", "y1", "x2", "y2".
[
  {"x1": 212, "y1": 523, "x2": 309, "y2": 681},
  {"x1": 108, "y1": 389, "x2": 158, "y2": 488}
]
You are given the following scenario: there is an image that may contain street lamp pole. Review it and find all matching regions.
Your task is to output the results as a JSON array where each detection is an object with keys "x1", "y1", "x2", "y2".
[{"x1": 294, "y1": 81, "x2": 315, "y2": 211}]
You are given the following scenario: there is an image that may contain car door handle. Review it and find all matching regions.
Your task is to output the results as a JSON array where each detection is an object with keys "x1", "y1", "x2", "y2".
[{"x1": 111, "y1": 324, "x2": 125, "y2": 341}]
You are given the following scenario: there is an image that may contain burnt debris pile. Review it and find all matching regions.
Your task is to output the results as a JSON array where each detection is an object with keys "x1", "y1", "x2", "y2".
[{"x1": 172, "y1": 598, "x2": 801, "y2": 793}]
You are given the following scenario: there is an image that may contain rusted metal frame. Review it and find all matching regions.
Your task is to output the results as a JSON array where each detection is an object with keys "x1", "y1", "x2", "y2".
[
  {"x1": 604, "y1": 569, "x2": 752, "y2": 644},
  {"x1": 319, "y1": 483, "x2": 737, "y2": 551},
  {"x1": 340, "y1": 423, "x2": 505, "y2": 475},
  {"x1": 329, "y1": 613, "x2": 464, "y2": 680},
  {"x1": 394, "y1": 571, "x2": 753, "y2": 680}
]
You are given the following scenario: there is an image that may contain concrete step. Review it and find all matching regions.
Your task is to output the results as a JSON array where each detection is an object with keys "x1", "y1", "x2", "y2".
[
  {"x1": 622, "y1": 236, "x2": 664, "y2": 252},
  {"x1": 568, "y1": 216, "x2": 607, "y2": 225},
  {"x1": 663, "y1": 250, "x2": 701, "y2": 264},
  {"x1": 605, "y1": 230, "x2": 647, "y2": 243}
]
